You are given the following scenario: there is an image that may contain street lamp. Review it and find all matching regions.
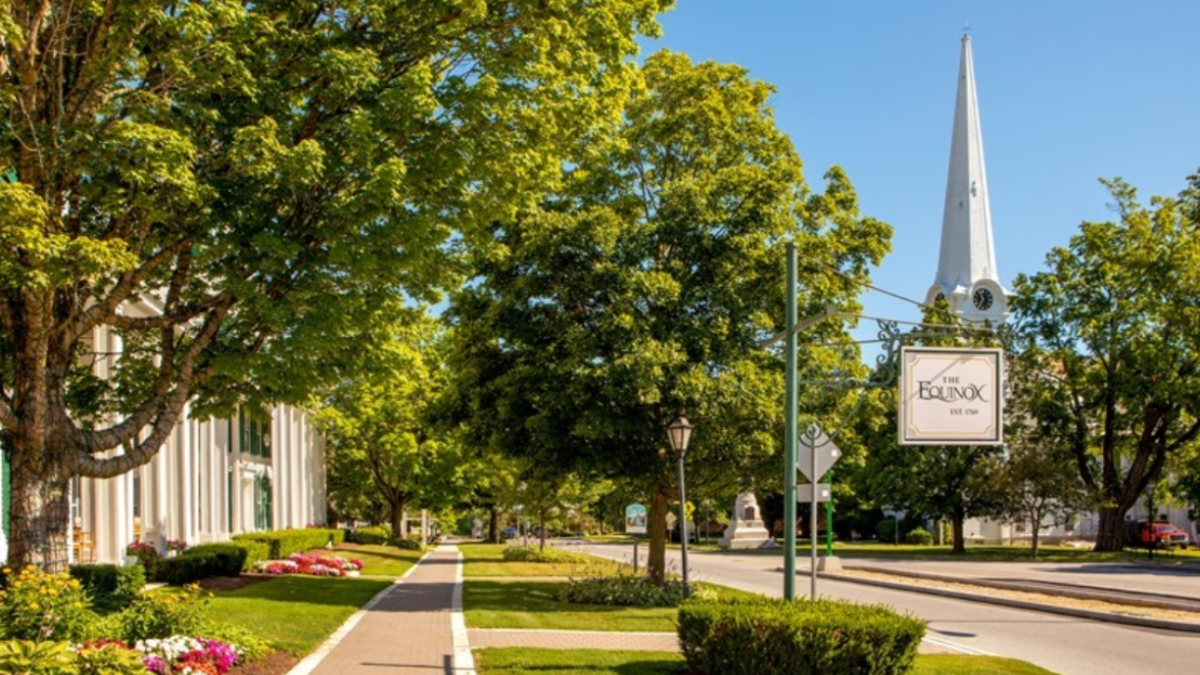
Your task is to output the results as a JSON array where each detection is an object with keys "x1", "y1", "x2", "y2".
[{"x1": 667, "y1": 414, "x2": 694, "y2": 599}]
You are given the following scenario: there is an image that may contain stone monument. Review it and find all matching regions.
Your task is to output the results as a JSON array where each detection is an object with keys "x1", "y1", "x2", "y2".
[{"x1": 718, "y1": 492, "x2": 774, "y2": 549}]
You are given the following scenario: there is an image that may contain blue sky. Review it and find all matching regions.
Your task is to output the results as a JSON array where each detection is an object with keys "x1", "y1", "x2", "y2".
[{"x1": 642, "y1": 2, "x2": 1200, "y2": 346}]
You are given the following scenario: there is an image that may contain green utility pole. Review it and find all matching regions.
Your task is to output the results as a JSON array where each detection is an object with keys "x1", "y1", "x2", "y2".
[{"x1": 783, "y1": 243, "x2": 798, "y2": 600}]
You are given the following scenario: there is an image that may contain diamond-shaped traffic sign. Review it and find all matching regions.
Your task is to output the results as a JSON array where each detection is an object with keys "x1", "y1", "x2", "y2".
[{"x1": 797, "y1": 423, "x2": 842, "y2": 482}]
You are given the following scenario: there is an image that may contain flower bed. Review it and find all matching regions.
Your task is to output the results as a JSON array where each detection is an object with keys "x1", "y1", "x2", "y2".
[
  {"x1": 254, "y1": 554, "x2": 364, "y2": 578},
  {"x1": 137, "y1": 635, "x2": 241, "y2": 675}
]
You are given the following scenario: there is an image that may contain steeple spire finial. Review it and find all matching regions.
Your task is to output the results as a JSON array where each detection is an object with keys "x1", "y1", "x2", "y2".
[{"x1": 929, "y1": 34, "x2": 1008, "y2": 323}]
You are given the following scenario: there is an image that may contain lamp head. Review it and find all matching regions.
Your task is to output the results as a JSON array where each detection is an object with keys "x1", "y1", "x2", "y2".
[{"x1": 666, "y1": 414, "x2": 694, "y2": 456}]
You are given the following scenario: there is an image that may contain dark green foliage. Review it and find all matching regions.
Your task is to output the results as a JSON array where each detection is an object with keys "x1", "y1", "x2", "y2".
[
  {"x1": 559, "y1": 575, "x2": 693, "y2": 607},
  {"x1": 904, "y1": 527, "x2": 935, "y2": 546},
  {"x1": 115, "y1": 592, "x2": 208, "y2": 643},
  {"x1": 153, "y1": 542, "x2": 267, "y2": 585},
  {"x1": 677, "y1": 597, "x2": 924, "y2": 675},
  {"x1": 69, "y1": 564, "x2": 145, "y2": 609},
  {"x1": 392, "y1": 536, "x2": 425, "y2": 551},
  {"x1": 232, "y1": 529, "x2": 344, "y2": 559},
  {"x1": 875, "y1": 518, "x2": 901, "y2": 543},
  {"x1": 346, "y1": 526, "x2": 390, "y2": 546}
]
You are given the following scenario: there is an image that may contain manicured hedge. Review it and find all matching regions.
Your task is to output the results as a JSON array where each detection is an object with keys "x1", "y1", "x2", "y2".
[
  {"x1": 677, "y1": 597, "x2": 924, "y2": 675},
  {"x1": 69, "y1": 564, "x2": 145, "y2": 607},
  {"x1": 346, "y1": 526, "x2": 390, "y2": 545},
  {"x1": 152, "y1": 541, "x2": 270, "y2": 585},
  {"x1": 231, "y1": 528, "x2": 344, "y2": 559}
]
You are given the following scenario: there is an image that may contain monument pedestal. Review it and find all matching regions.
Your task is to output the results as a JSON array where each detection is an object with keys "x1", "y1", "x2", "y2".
[{"x1": 719, "y1": 492, "x2": 774, "y2": 550}]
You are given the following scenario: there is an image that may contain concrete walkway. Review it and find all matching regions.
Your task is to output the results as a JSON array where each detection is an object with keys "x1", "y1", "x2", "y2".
[{"x1": 305, "y1": 544, "x2": 469, "y2": 675}]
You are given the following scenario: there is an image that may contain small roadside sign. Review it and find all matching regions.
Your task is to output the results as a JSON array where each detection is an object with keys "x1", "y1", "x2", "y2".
[{"x1": 625, "y1": 503, "x2": 647, "y2": 534}]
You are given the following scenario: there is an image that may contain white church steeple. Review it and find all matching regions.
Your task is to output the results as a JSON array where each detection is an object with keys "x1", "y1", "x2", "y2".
[{"x1": 928, "y1": 33, "x2": 1008, "y2": 324}]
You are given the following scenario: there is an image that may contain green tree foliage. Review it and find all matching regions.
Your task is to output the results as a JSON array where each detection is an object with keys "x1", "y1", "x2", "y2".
[
  {"x1": 448, "y1": 51, "x2": 890, "y2": 582},
  {"x1": 1012, "y1": 174, "x2": 1200, "y2": 551},
  {"x1": 0, "y1": 0, "x2": 670, "y2": 568},
  {"x1": 855, "y1": 299, "x2": 1004, "y2": 552},
  {"x1": 319, "y1": 315, "x2": 470, "y2": 539}
]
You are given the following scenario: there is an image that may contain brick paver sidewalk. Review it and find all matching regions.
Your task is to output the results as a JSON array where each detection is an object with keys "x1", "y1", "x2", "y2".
[{"x1": 307, "y1": 544, "x2": 467, "y2": 675}]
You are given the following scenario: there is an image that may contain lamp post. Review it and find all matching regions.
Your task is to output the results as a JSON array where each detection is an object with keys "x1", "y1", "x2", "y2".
[{"x1": 667, "y1": 414, "x2": 694, "y2": 599}]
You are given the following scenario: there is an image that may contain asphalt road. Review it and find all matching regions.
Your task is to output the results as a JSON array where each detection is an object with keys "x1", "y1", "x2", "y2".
[
  {"x1": 842, "y1": 557, "x2": 1200, "y2": 600},
  {"x1": 569, "y1": 542, "x2": 1200, "y2": 675}
]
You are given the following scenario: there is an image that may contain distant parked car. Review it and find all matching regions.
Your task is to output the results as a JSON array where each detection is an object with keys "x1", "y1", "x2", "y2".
[
  {"x1": 1139, "y1": 522, "x2": 1190, "y2": 549},
  {"x1": 502, "y1": 526, "x2": 519, "y2": 539}
]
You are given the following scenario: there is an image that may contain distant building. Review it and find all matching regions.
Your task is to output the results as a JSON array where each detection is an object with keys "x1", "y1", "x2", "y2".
[{"x1": 1, "y1": 307, "x2": 327, "y2": 566}]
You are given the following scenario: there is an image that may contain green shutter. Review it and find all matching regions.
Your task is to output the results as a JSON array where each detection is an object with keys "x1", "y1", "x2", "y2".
[{"x1": 250, "y1": 419, "x2": 260, "y2": 456}]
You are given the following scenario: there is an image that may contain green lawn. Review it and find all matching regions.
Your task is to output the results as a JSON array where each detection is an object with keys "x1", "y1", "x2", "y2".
[
  {"x1": 460, "y1": 543, "x2": 629, "y2": 578},
  {"x1": 913, "y1": 655, "x2": 1062, "y2": 675},
  {"x1": 309, "y1": 544, "x2": 426, "y2": 577},
  {"x1": 204, "y1": 575, "x2": 391, "y2": 655},
  {"x1": 464, "y1": 580, "x2": 756, "y2": 632},
  {"x1": 474, "y1": 649, "x2": 1062, "y2": 675}
]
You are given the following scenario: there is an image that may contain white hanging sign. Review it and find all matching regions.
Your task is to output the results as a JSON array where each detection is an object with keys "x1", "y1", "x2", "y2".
[{"x1": 899, "y1": 347, "x2": 1003, "y2": 446}]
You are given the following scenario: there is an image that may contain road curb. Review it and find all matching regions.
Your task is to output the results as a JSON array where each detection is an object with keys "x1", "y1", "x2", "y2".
[
  {"x1": 841, "y1": 565, "x2": 1200, "y2": 613},
  {"x1": 815, "y1": 570, "x2": 1200, "y2": 634}
]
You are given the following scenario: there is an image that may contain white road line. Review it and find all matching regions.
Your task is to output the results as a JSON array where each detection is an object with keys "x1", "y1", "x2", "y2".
[{"x1": 922, "y1": 634, "x2": 994, "y2": 656}]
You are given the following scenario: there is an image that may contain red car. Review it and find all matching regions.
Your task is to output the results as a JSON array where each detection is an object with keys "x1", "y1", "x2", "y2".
[{"x1": 1139, "y1": 522, "x2": 1190, "y2": 549}]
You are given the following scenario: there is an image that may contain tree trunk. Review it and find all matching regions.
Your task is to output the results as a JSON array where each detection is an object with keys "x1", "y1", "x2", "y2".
[
  {"x1": 390, "y1": 497, "x2": 409, "y2": 540},
  {"x1": 488, "y1": 507, "x2": 499, "y2": 543},
  {"x1": 538, "y1": 508, "x2": 547, "y2": 552},
  {"x1": 1094, "y1": 505, "x2": 1129, "y2": 552},
  {"x1": 646, "y1": 482, "x2": 670, "y2": 584},
  {"x1": 951, "y1": 505, "x2": 966, "y2": 554},
  {"x1": 7, "y1": 458, "x2": 71, "y2": 573}
]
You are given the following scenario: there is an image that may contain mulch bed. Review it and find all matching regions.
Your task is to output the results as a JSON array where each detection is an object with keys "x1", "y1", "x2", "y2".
[
  {"x1": 229, "y1": 651, "x2": 297, "y2": 675},
  {"x1": 198, "y1": 574, "x2": 273, "y2": 592}
]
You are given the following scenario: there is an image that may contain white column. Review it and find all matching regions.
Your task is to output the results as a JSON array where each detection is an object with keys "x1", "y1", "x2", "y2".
[
  {"x1": 178, "y1": 410, "x2": 194, "y2": 544},
  {"x1": 231, "y1": 415, "x2": 243, "y2": 535}
]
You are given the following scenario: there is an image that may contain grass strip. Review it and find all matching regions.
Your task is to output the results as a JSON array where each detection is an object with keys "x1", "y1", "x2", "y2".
[
  {"x1": 317, "y1": 544, "x2": 425, "y2": 577},
  {"x1": 205, "y1": 575, "x2": 392, "y2": 655},
  {"x1": 474, "y1": 648, "x2": 1062, "y2": 675},
  {"x1": 464, "y1": 580, "x2": 756, "y2": 632},
  {"x1": 460, "y1": 543, "x2": 628, "y2": 578}
]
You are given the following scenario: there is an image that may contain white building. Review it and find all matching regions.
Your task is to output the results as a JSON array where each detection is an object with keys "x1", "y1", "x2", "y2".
[{"x1": 1, "y1": 317, "x2": 328, "y2": 566}]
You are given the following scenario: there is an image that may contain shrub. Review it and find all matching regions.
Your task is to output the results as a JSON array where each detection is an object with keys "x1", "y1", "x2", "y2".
[
  {"x1": 501, "y1": 545, "x2": 589, "y2": 563},
  {"x1": 75, "y1": 640, "x2": 147, "y2": 675},
  {"x1": 70, "y1": 565, "x2": 145, "y2": 609},
  {"x1": 199, "y1": 623, "x2": 272, "y2": 663},
  {"x1": 560, "y1": 575, "x2": 703, "y2": 607},
  {"x1": 125, "y1": 541, "x2": 160, "y2": 575},
  {"x1": 678, "y1": 597, "x2": 924, "y2": 675},
  {"x1": 0, "y1": 640, "x2": 78, "y2": 675},
  {"x1": 392, "y1": 535, "x2": 425, "y2": 551},
  {"x1": 347, "y1": 526, "x2": 390, "y2": 545},
  {"x1": 904, "y1": 527, "x2": 934, "y2": 546},
  {"x1": 232, "y1": 528, "x2": 343, "y2": 558},
  {"x1": 0, "y1": 566, "x2": 95, "y2": 642},
  {"x1": 116, "y1": 587, "x2": 208, "y2": 643},
  {"x1": 874, "y1": 518, "x2": 900, "y2": 543}
]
